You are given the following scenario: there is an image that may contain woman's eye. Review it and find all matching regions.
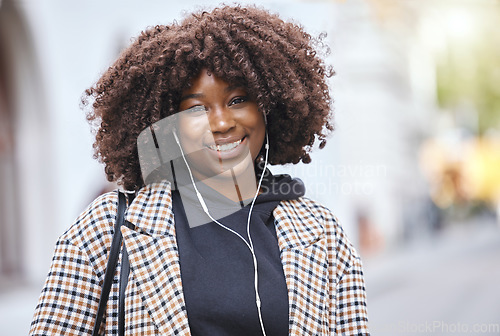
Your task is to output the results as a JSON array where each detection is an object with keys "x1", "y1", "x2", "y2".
[
  {"x1": 181, "y1": 105, "x2": 207, "y2": 117},
  {"x1": 185, "y1": 105, "x2": 207, "y2": 113},
  {"x1": 229, "y1": 96, "x2": 247, "y2": 106}
]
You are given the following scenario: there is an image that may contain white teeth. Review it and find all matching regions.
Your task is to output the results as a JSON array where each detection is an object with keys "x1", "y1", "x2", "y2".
[{"x1": 209, "y1": 139, "x2": 242, "y2": 152}]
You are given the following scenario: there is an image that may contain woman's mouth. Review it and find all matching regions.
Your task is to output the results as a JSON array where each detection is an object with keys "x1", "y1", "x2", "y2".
[
  {"x1": 208, "y1": 138, "x2": 243, "y2": 152},
  {"x1": 201, "y1": 136, "x2": 252, "y2": 173}
]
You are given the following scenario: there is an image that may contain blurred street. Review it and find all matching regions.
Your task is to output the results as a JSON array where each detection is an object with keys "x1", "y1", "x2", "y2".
[
  {"x1": 364, "y1": 218, "x2": 500, "y2": 335},
  {"x1": 0, "y1": 284, "x2": 40, "y2": 336}
]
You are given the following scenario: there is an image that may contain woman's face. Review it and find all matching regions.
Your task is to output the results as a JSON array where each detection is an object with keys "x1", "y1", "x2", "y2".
[{"x1": 177, "y1": 69, "x2": 266, "y2": 181}]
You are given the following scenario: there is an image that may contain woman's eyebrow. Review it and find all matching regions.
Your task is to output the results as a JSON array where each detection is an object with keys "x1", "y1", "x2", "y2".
[
  {"x1": 225, "y1": 84, "x2": 244, "y2": 92},
  {"x1": 181, "y1": 85, "x2": 245, "y2": 101},
  {"x1": 180, "y1": 93, "x2": 204, "y2": 101}
]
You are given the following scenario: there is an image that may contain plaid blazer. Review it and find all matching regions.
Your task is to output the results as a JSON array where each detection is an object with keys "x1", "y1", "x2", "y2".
[{"x1": 30, "y1": 181, "x2": 369, "y2": 335}]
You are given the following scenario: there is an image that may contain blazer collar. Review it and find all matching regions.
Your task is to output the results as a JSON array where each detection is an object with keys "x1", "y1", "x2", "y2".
[
  {"x1": 274, "y1": 199, "x2": 325, "y2": 250},
  {"x1": 124, "y1": 181, "x2": 176, "y2": 237},
  {"x1": 125, "y1": 182, "x2": 324, "y2": 249}
]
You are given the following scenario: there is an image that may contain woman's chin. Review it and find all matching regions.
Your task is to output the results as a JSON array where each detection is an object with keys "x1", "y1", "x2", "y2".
[{"x1": 188, "y1": 149, "x2": 255, "y2": 183}]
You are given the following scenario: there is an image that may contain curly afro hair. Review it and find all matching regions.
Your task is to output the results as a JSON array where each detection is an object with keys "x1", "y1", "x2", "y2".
[{"x1": 84, "y1": 4, "x2": 334, "y2": 191}]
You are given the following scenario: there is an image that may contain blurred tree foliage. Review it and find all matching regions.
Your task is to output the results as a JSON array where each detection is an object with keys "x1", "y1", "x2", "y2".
[{"x1": 436, "y1": 6, "x2": 500, "y2": 134}]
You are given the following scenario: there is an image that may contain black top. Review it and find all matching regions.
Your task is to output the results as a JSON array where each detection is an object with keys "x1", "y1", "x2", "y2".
[{"x1": 173, "y1": 173, "x2": 305, "y2": 336}]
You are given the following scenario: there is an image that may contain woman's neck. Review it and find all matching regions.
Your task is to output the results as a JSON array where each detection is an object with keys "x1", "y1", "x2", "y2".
[{"x1": 196, "y1": 167, "x2": 259, "y2": 203}]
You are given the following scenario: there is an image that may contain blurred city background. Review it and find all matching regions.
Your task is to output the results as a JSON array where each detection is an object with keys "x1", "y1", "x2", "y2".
[{"x1": 0, "y1": 0, "x2": 499, "y2": 335}]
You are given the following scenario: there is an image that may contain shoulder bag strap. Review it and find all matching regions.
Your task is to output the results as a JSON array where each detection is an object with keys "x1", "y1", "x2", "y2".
[
  {"x1": 92, "y1": 191, "x2": 128, "y2": 336},
  {"x1": 118, "y1": 192, "x2": 135, "y2": 336}
]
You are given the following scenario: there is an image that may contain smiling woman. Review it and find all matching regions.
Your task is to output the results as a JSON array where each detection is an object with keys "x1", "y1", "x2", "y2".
[
  {"x1": 30, "y1": 5, "x2": 370, "y2": 336},
  {"x1": 80, "y1": 5, "x2": 334, "y2": 192}
]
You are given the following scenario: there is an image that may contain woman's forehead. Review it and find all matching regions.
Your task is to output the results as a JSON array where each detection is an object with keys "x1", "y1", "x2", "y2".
[{"x1": 183, "y1": 69, "x2": 248, "y2": 91}]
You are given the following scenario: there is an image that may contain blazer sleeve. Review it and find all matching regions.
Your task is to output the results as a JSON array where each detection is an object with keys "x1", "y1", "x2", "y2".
[
  {"x1": 29, "y1": 236, "x2": 102, "y2": 335},
  {"x1": 331, "y1": 218, "x2": 370, "y2": 335},
  {"x1": 334, "y1": 250, "x2": 370, "y2": 335}
]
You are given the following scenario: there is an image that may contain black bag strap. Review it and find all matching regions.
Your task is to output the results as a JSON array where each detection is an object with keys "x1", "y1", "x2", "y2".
[
  {"x1": 118, "y1": 244, "x2": 130, "y2": 336},
  {"x1": 118, "y1": 192, "x2": 135, "y2": 336},
  {"x1": 92, "y1": 191, "x2": 129, "y2": 336}
]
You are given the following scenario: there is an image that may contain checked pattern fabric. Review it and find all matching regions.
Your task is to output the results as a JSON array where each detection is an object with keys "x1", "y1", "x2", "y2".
[{"x1": 30, "y1": 181, "x2": 369, "y2": 335}]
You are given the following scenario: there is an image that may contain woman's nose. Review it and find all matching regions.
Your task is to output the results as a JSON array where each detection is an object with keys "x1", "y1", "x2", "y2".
[{"x1": 208, "y1": 106, "x2": 236, "y2": 133}]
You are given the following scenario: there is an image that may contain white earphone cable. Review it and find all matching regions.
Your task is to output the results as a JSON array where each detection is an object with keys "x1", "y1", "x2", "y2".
[
  {"x1": 172, "y1": 131, "x2": 269, "y2": 336},
  {"x1": 246, "y1": 132, "x2": 269, "y2": 335}
]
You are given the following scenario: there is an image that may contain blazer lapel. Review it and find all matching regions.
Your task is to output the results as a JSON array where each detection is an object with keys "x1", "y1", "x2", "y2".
[
  {"x1": 274, "y1": 200, "x2": 330, "y2": 335},
  {"x1": 122, "y1": 182, "x2": 191, "y2": 335}
]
